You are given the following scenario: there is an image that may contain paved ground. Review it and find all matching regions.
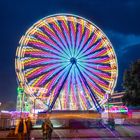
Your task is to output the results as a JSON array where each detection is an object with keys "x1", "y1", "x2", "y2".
[{"x1": 0, "y1": 125, "x2": 140, "y2": 139}]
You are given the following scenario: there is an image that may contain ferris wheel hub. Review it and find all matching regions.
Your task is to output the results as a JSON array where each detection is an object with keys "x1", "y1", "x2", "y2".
[{"x1": 70, "y1": 57, "x2": 77, "y2": 64}]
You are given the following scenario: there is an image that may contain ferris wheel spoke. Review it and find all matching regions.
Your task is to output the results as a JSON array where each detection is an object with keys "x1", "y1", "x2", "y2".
[
  {"x1": 68, "y1": 19, "x2": 79, "y2": 57},
  {"x1": 24, "y1": 56, "x2": 69, "y2": 67},
  {"x1": 27, "y1": 62, "x2": 70, "y2": 81},
  {"x1": 61, "y1": 19, "x2": 73, "y2": 53},
  {"x1": 24, "y1": 50, "x2": 68, "y2": 60},
  {"x1": 64, "y1": 70, "x2": 75, "y2": 110},
  {"x1": 69, "y1": 20, "x2": 77, "y2": 57},
  {"x1": 46, "y1": 63, "x2": 72, "y2": 91},
  {"x1": 44, "y1": 68, "x2": 69, "y2": 97},
  {"x1": 83, "y1": 66, "x2": 109, "y2": 89},
  {"x1": 74, "y1": 23, "x2": 85, "y2": 57},
  {"x1": 77, "y1": 62, "x2": 111, "y2": 86},
  {"x1": 49, "y1": 22, "x2": 72, "y2": 58},
  {"x1": 74, "y1": 24, "x2": 82, "y2": 57},
  {"x1": 84, "y1": 48, "x2": 108, "y2": 60},
  {"x1": 41, "y1": 28, "x2": 69, "y2": 58},
  {"x1": 33, "y1": 33, "x2": 70, "y2": 58},
  {"x1": 69, "y1": 66, "x2": 79, "y2": 109},
  {"x1": 39, "y1": 26, "x2": 71, "y2": 58},
  {"x1": 25, "y1": 62, "x2": 67, "y2": 79},
  {"x1": 75, "y1": 86, "x2": 87, "y2": 109},
  {"x1": 65, "y1": 68, "x2": 78, "y2": 110},
  {"x1": 34, "y1": 30, "x2": 65, "y2": 54},
  {"x1": 78, "y1": 65, "x2": 109, "y2": 96},
  {"x1": 75, "y1": 29, "x2": 93, "y2": 58},
  {"x1": 25, "y1": 62, "x2": 68, "y2": 73},
  {"x1": 83, "y1": 40, "x2": 104, "y2": 58},
  {"x1": 83, "y1": 61, "x2": 110, "y2": 67},
  {"x1": 72, "y1": 69, "x2": 79, "y2": 109},
  {"x1": 28, "y1": 36, "x2": 65, "y2": 58},
  {"x1": 49, "y1": 64, "x2": 73, "y2": 110},
  {"x1": 83, "y1": 62, "x2": 111, "y2": 76},
  {"x1": 41, "y1": 23, "x2": 71, "y2": 57},
  {"x1": 79, "y1": 57, "x2": 111, "y2": 66},
  {"x1": 75, "y1": 68, "x2": 93, "y2": 109},
  {"x1": 64, "y1": 75, "x2": 71, "y2": 109},
  {"x1": 55, "y1": 21, "x2": 72, "y2": 58},
  {"x1": 75, "y1": 33, "x2": 97, "y2": 58},
  {"x1": 40, "y1": 63, "x2": 71, "y2": 88},
  {"x1": 24, "y1": 57, "x2": 69, "y2": 67},
  {"x1": 31, "y1": 66, "x2": 64, "y2": 88},
  {"x1": 77, "y1": 64, "x2": 106, "y2": 98},
  {"x1": 24, "y1": 55, "x2": 68, "y2": 63},
  {"x1": 58, "y1": 20, "x2": 73, "y2": 57},
  {"x1": 77, "y1": 44, "x2": 106, "y2": 60},
  {"x1": 27, "y1": 39, "x2": 69, "y2": 60},
  {"x1": 76, "y1": 39, "x2": 102, "y2": 59},
  {"x1": 74, "y1": 26, "x2": 87, "y2": 57},
  {"x1": 67, "y1": 21, "x2": 75, "y2": 57},
  {"x1": 75, "y1": 64, "x2": 102, "y2": 112}
]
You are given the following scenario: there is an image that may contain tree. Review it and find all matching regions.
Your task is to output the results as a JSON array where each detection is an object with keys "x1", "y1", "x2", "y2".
[{"x1": 122, "y1": 60, "x2": 140, "y2": 106}]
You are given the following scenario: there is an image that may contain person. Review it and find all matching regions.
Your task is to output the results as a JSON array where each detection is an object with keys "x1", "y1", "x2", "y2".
[
  {"x1": 48, "y1": 120, "x2": 53, "y2": 140},
  {"x1": 26, "y1": 117, "x2": 33, "y2": 140},
  {"x1": 109, "y1": 118, "x2": 115, "y2": 130},
  {"x1": 15, "y1": 118, "x2": 27, "y2": 140},
  {"x1": 108, "y1": 113, "x2": 115, "y2": 131},
  {"x1": 42, "y1": 118, "x2": 53, "y2": 140}
]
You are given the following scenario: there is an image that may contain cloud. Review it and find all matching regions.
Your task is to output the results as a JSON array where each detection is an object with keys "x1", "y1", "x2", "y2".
[
  {"x1": 105, "y1": 30, "x2": 140, "y2": 55},
  {"x1": 104, "y1": 30, "x2": 140, "y2": 90}
]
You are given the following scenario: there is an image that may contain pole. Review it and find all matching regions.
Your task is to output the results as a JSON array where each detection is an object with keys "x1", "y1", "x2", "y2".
[
  {"x1": 34, "y1": 98, "x2": 37, "y2": 117},
  {"x1": 108, "y1": 97, "x2": 109, "y2": 119},
  {"x1": 20, "y1": 93, "x2": 24, "y2": 117}
]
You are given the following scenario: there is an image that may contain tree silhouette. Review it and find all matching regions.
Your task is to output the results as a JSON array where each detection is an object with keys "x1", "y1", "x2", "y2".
[{"x1": 122, "y1": 60, "x2": 140, "y2": 106}]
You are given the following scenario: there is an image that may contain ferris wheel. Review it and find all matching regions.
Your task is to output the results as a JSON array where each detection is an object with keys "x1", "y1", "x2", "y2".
[{"x1": 15, "y1": 14, "x2": 118, "y2": 112}]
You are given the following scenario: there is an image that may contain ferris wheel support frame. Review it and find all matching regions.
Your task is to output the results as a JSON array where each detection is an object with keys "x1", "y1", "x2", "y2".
[
  {"x1": 75, "y1": 64, "x2": 102, "y2": 112},
  {"x1": 48, "y1": 64, "x2": 73, "y2": 111},
  {"x1": 15, "y1": 14, "x2": 118, "y2": 112}
]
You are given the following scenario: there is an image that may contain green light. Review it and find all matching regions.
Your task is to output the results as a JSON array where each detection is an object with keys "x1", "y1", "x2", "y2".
[
  {"x1": 17, "y1": 87, "x2": 24, "y2": 93},
  {"x1": 120, "y1": 108, "x2": 127, "y2": 113}
]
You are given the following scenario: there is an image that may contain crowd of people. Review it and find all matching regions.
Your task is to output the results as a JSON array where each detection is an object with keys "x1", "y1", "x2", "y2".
[{"x1": 14, "y1": 116, "x2": 53, "y2": 140}]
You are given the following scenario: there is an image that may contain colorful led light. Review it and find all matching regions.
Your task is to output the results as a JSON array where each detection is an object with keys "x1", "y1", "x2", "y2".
[{"x1": 15, "y1": 14, "x2": 118, "y2": 111}]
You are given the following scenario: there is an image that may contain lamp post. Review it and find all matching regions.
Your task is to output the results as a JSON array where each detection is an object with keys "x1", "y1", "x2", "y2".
[
  {"x1": 17, "y1": 87, "x2": 24, "y2": 117},
  {"x1": 34, "y1": 98, "x2": 37, "y2": 117},
  {"x1": 108, "y1": 97, "x2": 109, "y2": 118},
  {"x1": 108, "y1": 95, "x2": 112, "y2": 123}
]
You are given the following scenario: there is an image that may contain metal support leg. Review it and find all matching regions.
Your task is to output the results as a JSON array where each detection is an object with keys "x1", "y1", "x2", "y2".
[
  {"x1": 48, "y1": 64, "x2": 73, "y2": 111},
  {"x1": 76, "y1": 64, "x2": 102, "y2": 112}
]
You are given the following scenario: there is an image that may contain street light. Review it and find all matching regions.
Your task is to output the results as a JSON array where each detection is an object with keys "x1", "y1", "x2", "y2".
[
  {"x1": 17, "y1": 87, "x2": 24, "y2": 117},
  {"x1": 108, "y1": 97, "x2": 111, "y2": 119}
]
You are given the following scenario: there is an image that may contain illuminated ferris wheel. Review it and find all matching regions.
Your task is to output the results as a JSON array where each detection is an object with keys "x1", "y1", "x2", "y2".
[{"x1": 15, "y1": 14, "x2": 118, "y2": 112}]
